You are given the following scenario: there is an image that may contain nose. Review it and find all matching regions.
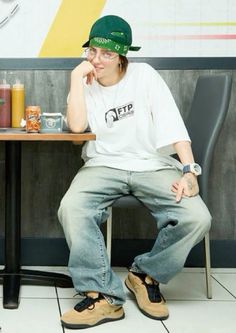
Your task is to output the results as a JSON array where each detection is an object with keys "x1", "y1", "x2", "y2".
[{"x1": 91, "y1": 51, "x2": 102, "y2": 63}]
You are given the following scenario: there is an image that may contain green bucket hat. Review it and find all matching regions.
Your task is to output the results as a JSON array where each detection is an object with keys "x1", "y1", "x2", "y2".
[{"x1": 82, "y1": 15, "x2": 141, "y2": 56}]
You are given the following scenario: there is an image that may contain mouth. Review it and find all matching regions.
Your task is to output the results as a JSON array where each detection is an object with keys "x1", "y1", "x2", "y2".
[{"x1": 94, "y1": 66, "x2": 104, "y2": 71}]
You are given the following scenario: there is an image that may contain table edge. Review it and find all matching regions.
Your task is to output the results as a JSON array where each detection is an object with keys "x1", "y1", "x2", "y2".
[{"x1": 0, "y1": 132, "x2": 96, "y2": 141}]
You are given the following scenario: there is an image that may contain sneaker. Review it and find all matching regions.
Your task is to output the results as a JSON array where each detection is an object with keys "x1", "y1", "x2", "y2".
[
  {"x1": 61, "y1": 292, "x2": 125, "y2": 329},
  {"x1": 125, "y1": 272, "x2": 169, "y2": 320}
]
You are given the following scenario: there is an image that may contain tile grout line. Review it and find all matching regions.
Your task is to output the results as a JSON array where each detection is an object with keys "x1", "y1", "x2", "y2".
[
  {"x1": 161, "y1": 320, "x2": 171, "y2": 333},
  {"x1": 55, "y1": 285, "x2": 66, "y2": 333},
  {"x1": 211, "y1": 275, "x2": 236, "y2": 300},
  {"x1": 164, "y1": 299, "x2": 236, "y2": 303}
]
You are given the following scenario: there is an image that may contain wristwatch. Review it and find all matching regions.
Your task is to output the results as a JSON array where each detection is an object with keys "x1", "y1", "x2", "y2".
[{"x1": 183, "y1": 163, "x2": 202, "y2": 176}]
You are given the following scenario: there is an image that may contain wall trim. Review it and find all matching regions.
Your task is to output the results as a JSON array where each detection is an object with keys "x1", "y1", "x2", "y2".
[
  {"x1": 0, "y1": 57, "x2": 236, "y2": 70},
  {"x1": 0, "y1": 238, "x2": 235, "y2": 268}
]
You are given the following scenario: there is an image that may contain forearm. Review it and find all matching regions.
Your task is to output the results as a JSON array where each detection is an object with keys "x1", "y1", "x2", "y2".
[
  {"x1": 173, "y1": 141, "x2": 195, "y2": 165},
  {"x1": 67, "y1": 76, "x2": 88, "y2": 133},
  {"x1": 172, "y1": 141, "x2": 199, "y2": 201}
]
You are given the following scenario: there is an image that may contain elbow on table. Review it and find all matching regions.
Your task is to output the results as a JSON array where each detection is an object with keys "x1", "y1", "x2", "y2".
[
  {"x1": 69, "y1": 124, "x2": 88, "y2": 133},
  {"x1": 68, "y1": 120, "x2": 88, "y2": 133}
]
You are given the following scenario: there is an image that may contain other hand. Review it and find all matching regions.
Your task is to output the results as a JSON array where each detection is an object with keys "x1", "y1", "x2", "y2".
[{"x1": 171, "y1": 173, "x2": 199, "y2": 203}]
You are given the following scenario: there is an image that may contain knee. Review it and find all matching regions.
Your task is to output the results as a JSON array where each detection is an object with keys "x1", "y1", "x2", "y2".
[
  {"x1": 57, "y1": 195, "x2": 93, "y2": 248},
  {"x1": 190, "y1": 205, "x2": 212, "y2": 235},
  {"x1": 58, "y1": 192, "x2": 103, "y2": 228},
  {"x1": 58, "y1": 194, "x2": 75, "y2": 215},
  {"x1": 58, "y1": 195, "x2": 74, "y2": 223},
  {"x1": 199, "y1": 209, "x2": 211, "y2": 232},
  {"x1": 58, "y1": 194, "x2": 88, "y2": 224}
]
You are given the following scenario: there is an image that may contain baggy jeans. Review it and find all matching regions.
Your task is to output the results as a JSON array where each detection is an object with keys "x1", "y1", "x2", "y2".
[{"x1": 58, "y1": 166, "x2": 211, "y2": 305}]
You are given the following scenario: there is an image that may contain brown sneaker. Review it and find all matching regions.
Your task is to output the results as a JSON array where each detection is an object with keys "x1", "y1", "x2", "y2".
[
  {"x1": 61, "y1": 292, "x2": 125, "y2": 329},
  {"x1": 125, "y1": 272, "x2": 169, "y2": 320}
]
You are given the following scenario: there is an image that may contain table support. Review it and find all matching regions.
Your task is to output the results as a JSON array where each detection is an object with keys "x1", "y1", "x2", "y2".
[{"x1": 0, "y1": 141, "x2": 73, "y2": 309}]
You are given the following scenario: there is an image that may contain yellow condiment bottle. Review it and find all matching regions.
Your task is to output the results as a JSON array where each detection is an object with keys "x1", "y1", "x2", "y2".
[{"x1": 11, "y1": 81, "x2": 25, "y2": 128}]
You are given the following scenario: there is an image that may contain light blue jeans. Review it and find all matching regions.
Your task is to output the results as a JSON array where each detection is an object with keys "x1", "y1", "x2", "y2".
[{"x1": 58, "y1": 166, "x2": 211, "y2": 305}]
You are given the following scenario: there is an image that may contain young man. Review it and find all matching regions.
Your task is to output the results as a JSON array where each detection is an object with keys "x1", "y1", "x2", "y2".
[{"x1": 58, "y1": 15, "x2": 211, "y2": 329}]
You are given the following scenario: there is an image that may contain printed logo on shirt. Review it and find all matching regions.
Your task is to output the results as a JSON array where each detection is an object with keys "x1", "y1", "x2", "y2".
[{"x1": 105, "y1": 102, "x2": 134, "y2": 128}]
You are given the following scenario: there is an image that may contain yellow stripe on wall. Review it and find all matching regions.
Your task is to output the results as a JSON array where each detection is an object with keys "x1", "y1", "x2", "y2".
[{"x1": 39, "y1": 0, "x2": 106, "y2": 57}]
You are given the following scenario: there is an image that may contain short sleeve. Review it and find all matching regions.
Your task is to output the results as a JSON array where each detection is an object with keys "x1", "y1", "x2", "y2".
[{"x1": 147, "y1": 66, "x2": 191, "y2": 155}]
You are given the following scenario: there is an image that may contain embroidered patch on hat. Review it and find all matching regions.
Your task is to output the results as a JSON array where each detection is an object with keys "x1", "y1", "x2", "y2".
[
  {"x1": 93, "y1": 37, "x2": 110, "y2": 44},
  {"x1": 111, "y1": 31, "x2": 125, "y2": 37}
]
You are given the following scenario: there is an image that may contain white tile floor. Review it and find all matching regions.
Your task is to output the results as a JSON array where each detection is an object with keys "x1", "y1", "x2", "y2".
[{"x1": 0, "y1": 266, "x2": 236, "y2": 333}]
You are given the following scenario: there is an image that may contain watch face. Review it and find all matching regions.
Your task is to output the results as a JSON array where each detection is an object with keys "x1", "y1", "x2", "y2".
[
  {"x1": 191, "y1": 164, "x2": 202, "y2": 175},
  {"x1": 183, "y1": 163, "x2": 202, "y2": 176}
]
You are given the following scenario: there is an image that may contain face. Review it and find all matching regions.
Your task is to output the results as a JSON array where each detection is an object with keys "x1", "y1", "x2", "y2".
[{"x1": 85, "y1": 47, "x2": 120, "y2": 81}]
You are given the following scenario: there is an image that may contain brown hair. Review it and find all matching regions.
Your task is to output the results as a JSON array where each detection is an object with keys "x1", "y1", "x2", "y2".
[{"x1": 119, "y1": 55, "x2": 129, "y2": 73}]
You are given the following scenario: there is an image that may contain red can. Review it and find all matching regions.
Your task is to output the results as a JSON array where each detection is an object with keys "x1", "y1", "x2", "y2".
[{"x1": 25, "y1": 106, "x2": 41, "y2": 133}]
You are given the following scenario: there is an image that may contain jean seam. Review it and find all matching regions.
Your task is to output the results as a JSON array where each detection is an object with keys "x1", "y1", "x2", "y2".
[{"x1": 94, "y1": 210, "x2": 107, "y2": 287}]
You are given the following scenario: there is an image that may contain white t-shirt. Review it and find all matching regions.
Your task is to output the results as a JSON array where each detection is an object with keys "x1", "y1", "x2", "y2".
[{"x1": 81, "y1": 62, "x2": 190, "y2": 171}]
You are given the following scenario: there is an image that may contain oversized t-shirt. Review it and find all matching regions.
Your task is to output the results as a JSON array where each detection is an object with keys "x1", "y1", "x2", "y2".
[{"x1": 81, "y1": 62, "x2": 190, "y2": 171}]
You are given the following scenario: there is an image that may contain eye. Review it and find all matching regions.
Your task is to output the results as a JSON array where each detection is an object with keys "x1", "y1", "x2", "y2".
[
  {"x1": 89, "y1": 48, "x2": 96, "y2": 54},
  {"x1": 85, "y1": 47, "x2": 96, "y2": 57},
  {"x1": 102, "y1": 51, "x2": 113, "y2": 58}
]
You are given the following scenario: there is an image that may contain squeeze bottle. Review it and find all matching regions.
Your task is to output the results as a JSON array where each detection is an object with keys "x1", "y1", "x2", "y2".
[
  {"x1": 0, "y1": 80, "x2": 11, "y2": 128},
  {"x1": 11, "y1": 80, "x2": 25, "y2": 128}
]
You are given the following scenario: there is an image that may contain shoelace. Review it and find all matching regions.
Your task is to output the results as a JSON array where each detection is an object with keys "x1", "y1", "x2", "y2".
[
  {"x1": 143, "y1": 279, "x2": 163, "y2": 303},
  {"x1": 132, "y1": 272, "x2": 165, "y2": 303},
  {"x1": 74, "y1": 295, "x2": 103, "y2": 312}
]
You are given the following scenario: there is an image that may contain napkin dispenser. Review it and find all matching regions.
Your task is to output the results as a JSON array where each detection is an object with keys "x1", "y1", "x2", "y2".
[{"x1": 40, "y1": 113, "x2": 63, "y2": 133}]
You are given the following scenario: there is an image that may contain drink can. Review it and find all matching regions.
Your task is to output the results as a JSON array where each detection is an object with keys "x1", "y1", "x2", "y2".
[{"x1": 25, "y1": 106, "x2": 41, "y2": 133}]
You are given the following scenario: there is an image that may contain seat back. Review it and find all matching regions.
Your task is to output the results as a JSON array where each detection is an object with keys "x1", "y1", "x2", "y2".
[{"x1": 185, "y1": 74, "x2": 232, "y2": 203}]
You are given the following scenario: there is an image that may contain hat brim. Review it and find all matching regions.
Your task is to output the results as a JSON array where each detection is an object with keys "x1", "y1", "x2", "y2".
[
  {"x1": 82, "y1": 41, "x2": 141, "y2": 52},
  {"x1": 82, "y1": 40, "x2": 90, "y2": 48},
  {"x1": 129, "y1": 46, "x2": 141, "y2": 51}
]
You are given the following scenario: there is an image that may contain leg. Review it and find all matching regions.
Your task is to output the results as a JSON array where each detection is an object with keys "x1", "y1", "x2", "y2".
[
  {"x1": 58, "y1": 166, "x2": 130, "y2": 305},
  {"x1": 130, "y1": 168, "x2": 211, "y2": 284},
  {"x1": 124, "y1": 168, "x2": 211, "y2": 320}
]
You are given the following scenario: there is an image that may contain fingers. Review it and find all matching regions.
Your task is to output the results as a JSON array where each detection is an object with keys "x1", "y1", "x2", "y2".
[
  {"x1": 86, "y1": 69, "x2": 97, "y2": 85},
  {"x1": 92, "y1": 68, "x2": 98, "y2": 81},
  {"x1": 171, "y1": 182, "x2": 179, "y2": 193},
  {"x1": 86, "y1": 73, "x2": 93, "y2": 85},
  {"x1": 171, "y1": 181, "x2": 184, "y2": 202},
  {"x1": 176, "y1": 184, "x2": 184, "y2": 203},
  {"x1": 173, "y1": 175, "x2": 200, "y2": 203}
]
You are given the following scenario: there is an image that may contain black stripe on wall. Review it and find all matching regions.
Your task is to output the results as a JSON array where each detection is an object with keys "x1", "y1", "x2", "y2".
[
  {"x1": 0, "y1": 238, "x2": 235, "y2": 267},
  {"x1": 0, "y1": 57, "x2": 236, "y2": 70}
]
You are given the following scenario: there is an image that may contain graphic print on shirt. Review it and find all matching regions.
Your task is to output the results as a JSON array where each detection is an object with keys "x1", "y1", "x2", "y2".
[{"x1": 105, "y1": 102, "x2": 134, "y2": 128}]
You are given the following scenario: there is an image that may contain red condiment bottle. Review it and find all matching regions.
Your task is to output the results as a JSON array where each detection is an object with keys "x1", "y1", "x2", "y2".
[{"x1": 0, "y1": 82, "x2": 11, "y2": 128}]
